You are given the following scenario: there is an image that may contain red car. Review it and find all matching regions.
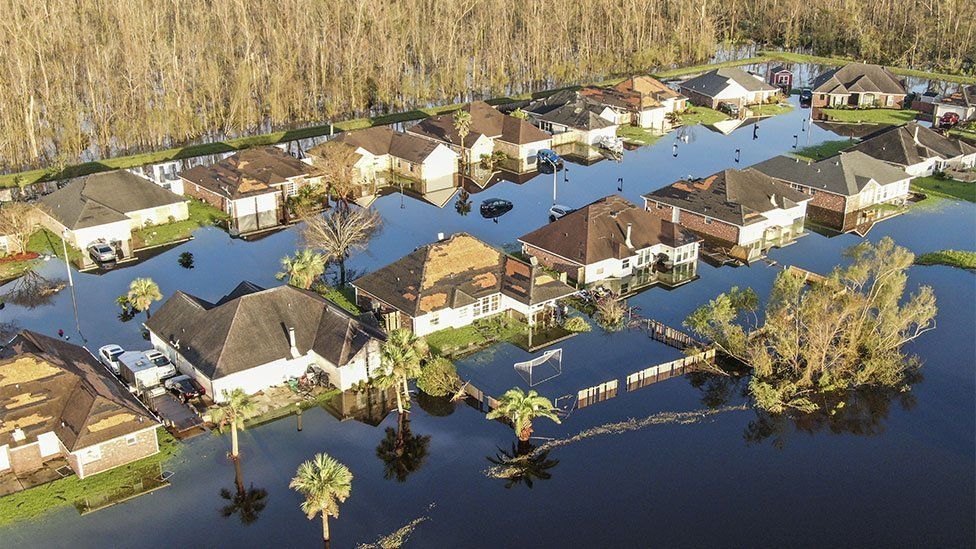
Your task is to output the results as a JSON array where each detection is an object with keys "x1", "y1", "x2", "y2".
[{"x1": 939, "y1": 112, "x2": 960, "y2": 128}]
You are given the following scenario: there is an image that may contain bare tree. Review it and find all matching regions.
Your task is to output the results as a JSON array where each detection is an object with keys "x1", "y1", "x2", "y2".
[
  {"x1": 306, "y1": 140, "x2": 362, "y2": 204},
  {"x1": 301, "y1": 206, "x2": 381, "y2": 287},
  {"x1": 0, "y1": 203, "x2": 43, "y2": 255}
]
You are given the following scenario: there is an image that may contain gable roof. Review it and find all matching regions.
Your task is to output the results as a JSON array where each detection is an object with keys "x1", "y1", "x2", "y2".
[
  {"x1": 0, "y1": 331, "x2": 157, "y2": 451},
  {"x1": 351, "y1": 233, "x2": 576, "y2": 316},
  {"x1": 614, "y1": 76, "x2": 684, "y2": 102},
  {"x1": 751, "y1": 151, "x2": 910, "y2": 196},
  {"x1": 332, "y1": 126, "x2": 450, "y2": 164},
  {"x1": 410, "y1": 101, "x2": 550, "y2": 147},
  {"x1": 936, "y1": 85, "x2": 976, "y2": 108},
  {"x1": 849, "y1": 122, "x2": 976, "y2": 166},
  {"x1": 812, "y1": 63, "x2": 906, "y2": 96},
  {"x1": 579, "y1": 86, "x2": 657, "y2": 111},
  {"x1": 643, "y1": 168, "x2": 811, "y2": 226},
  {"x1": 180, "y1": 146, "x2": 312, "y2": 200},
  {"x1": 538, "y1": 101, "x2": 616, "y2": 131},
  {"x1": 519, "y1": 195, "x2": 700, "y2": 265},
  {"x1": 39, "y1": 171, "x2": 185, "y2": 230},
  {"x1": 680, "y1": 68, "x2": 777, "y2": 98},
  {"x1": 145, "y1": 283, "x2": 385, "y2": 380}
]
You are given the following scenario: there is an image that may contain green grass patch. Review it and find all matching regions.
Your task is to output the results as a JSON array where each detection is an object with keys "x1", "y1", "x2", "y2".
[
  {"x1": 792, "y1": 139, "x2": 857, "y2": 161},
  {"x1": 0, "y1": 428, "x2": 179, "y2": 526},
  {"x1": 1, "y1": 229, "x2": 82, "y2": 281},
  {"x1": 680, "y1": 106, "x2": 728, "y2": 126},
  {"x1": 911, "y1": 175, "x2": 976, "y2": 203},
  {"x1": 425, "y1": 316, "x2": 529, "y2": 357},
  {"x1": 616, "y1": 125, "x2": 662, "y2": 146},
  {"x1": 131, "y1": 199, "x2": 228, "y2": 249},
  {"x1": 915, "y1": 250, "x2": 976, "y2": 270},
  {"x1": 819, "y1": 108, "x2": 919, "y2": 125},
  {"x1": 749, "y1": 103, "x2": 793, "y2": 117},
  {"x1": 312, "y1": 283, "x2": 360, "y2": 315},
  {"x1": 760, "y1": 51, "x2": 976, "y2": 85},
  {"x1": 949, "y1": 126, "x2": 976, "y2": 142}
]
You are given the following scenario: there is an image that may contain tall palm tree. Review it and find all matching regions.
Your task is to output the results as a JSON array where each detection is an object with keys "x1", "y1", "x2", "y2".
[
  {"x1": 375, "y1": 329, "x2": 429, "y2": 415},
  {"x1": 127, "y1": 277, "x2": 162, "y2": 319},
  {"x1": 290, "y1": 453, "x2": 353, "y2": 549},
  {"x1": 219, "y1": 457, "x2": 268, "y2": 525},
  {"x1": 486, "y1": 387, "x2": 561, "y2": 444},
  {"x1": 210, "y1": 389, "x2": 257, "y2": 459},
  {"x1": 452, "y1": 108, "x2": 472, "y2": 176},
  {"x1": 276, "y1": 249, "x2": 327, "y2": 290}
]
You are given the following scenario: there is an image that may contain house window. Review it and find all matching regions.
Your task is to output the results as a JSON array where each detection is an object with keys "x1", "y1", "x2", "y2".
[
  {"x1": 622, "y1": 258, "x2": 630, "y2": 269},
  {"x1": 473, "y1": 294, "x2": 500, "y2": 317},
  {"x1": 125, "y1": 435, "x2": 138, "y2": 446},
  {"x1": 656, "y1": 203, "x2": 665, "y2": 209},
  {"x1": 430, "y1": 313, "x2": 440, "y2": 326}
]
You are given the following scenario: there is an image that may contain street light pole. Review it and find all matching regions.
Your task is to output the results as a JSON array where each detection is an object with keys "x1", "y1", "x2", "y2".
[{"x1": 61, "y1": 231, "x2": 83, "y2": 340}]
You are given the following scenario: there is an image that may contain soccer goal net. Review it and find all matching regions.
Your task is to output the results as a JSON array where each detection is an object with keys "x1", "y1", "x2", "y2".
[{"x1": 514, "y1": 348, "x2": 563, "y2": 387}]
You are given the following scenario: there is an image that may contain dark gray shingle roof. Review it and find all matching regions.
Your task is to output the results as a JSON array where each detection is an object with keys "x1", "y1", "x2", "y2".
[
  {"x1": 849, "y1": 122, "x2": 976, "y2": 166},
  {"x1": 812, "y1": 63, "x2": 906, "y2": 96},
  {"x1": 39, "y1": 171, "x2": 184, "y2": 229},
  {"x1": 751, "y1": 151, "x2": 910, "y2": 196},
  {"x1": 679, "y1": 68, "x2": 777, "y2": 98}
]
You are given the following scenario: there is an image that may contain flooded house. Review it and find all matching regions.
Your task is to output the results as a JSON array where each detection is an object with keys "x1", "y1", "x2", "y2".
[
  {"x1": 767, "y1": 65, "x2": 794, "y2": 91},
  {"x1": 752, "y1": 151, "x2": 913, "y2": 233},
  {"x1": 612, "y1": 76, "x2": 688, "y2": 128},
  {"x1": 524, "y1": 93, "x2": 619, "y2": 147},
  {"x1": 351, "y1": 233, "x2": 577, "y2": 336},
  {"x1": 932, "y1": 85, "x2": 975, "y2": 122},
  {"x1": 407, "y1": 101, "x2": 552, "y2": 173},
  {"x1": 643, "y1": 168, "x2": 811, "y2": 263},
  {"x1": 179, "y1": 146, "x2": 323, "y2": 236},
  {"x1": 37, "y1": 170, "x2": 189, "y2": 265},
  {"x1": 317, "y1": 126, "x2": 459, "y2": 183},
  {"x1": 679, "y1": 67, "x2": 779, "y2": 110},
  {"x1": 145, "y1": 282, "x2": 385, "y2": 401},
  {"x1": 847, "y1": 122, "x2": 976, "y2": 176},
  {"x1": 0, "y1": 331, "x2": 160, "y2": 482},
  {"x1": 518, "y1": 195, "x2": 700, "y2": 293},
  {"x1": 811, "y1": 62, "x2": 907, "y2": 109}
]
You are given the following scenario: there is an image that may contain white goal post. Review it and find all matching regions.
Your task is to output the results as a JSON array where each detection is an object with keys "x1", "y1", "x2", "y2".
[{"x1": 514, "y1": 348, "x2": 563, "y2": 387}]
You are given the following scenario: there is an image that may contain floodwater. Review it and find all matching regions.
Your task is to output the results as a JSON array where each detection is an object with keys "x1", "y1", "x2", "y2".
[{"x1": 2, "y1": 69, "x2": 974, "y2": 547}]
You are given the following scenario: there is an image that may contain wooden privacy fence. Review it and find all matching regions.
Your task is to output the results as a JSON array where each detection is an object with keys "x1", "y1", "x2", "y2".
[
  {"x1": 626, "y1": 348, "x2": 716, "y2": 392},
  {"x1": 577, "y1": 379, "x2": 619, "y2": 409},
  {"x1": 630, "y1": 316, "x2": 700, "y2": 350}
]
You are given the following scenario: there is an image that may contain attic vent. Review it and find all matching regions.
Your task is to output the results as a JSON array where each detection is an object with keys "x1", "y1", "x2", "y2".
[{"x1": 12, "y1": 427, "x2": 25, "y2": 442}]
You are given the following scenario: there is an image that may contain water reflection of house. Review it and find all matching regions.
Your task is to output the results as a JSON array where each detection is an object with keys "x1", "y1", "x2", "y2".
[
  {"x1": 407, "y1": 101, "x2": 552, "y2": 173},
  {"x1": 811, "y1": 63, "x2": 906, "y2": 109},
  {"x1": 752, "y1": 151, "x2": 912, "y2": 233},
  {"x1": 518, "y1": 195, "x2": 700, "y2": 292},
  {"x1": 460, "y1": 168, "x2": 543, "y2": 194},
  {"x1": 643, "y1": 169, "x2": 811, "y2": 263},
  {"x1": 0, "y1": 331, "x2": 160, "y2": 482},
  {"x1": 352, "y1": 173, "x2": 461, "y2": 209},
  {"x1": 705, "y1": 116, "x2": 762, "y2": 135},
  {"x1": 351, "y1": 233, "x2": 577, "y2": 336},
  {"x1": 323, "y1": 386, "x2": 397, "y2": 427},
  {"x1": 179, "y1": 147, "x2": 322, "y2": 236},
  {"x1": 847, "y1": 122, "x2": 976, "y2": 176}
]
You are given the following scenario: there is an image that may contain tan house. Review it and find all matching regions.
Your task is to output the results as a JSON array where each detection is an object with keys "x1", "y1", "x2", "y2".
[
  {"x1": 320, "y1": 126, "x2": 459, "y2": 183},
  {"x1": 811, "y1": 63, "x2": 907, "y2": 109},
  {"x1": 180, "y1": 146, "x2": 322, "y2": 235},
  {"x1": 0, "y1": 331, "x2": 160, "y2": 481}
]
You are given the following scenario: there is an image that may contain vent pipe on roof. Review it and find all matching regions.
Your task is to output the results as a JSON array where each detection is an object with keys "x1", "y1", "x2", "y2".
[
  {"x1": 437, "y1": 232, "x2": 445, "y2": 241},
  {"x1": 625, "y1": 222, "x2": 633, "y2": 248},
  {"x1": 288, "y1": 327, "x2": 300, "y2": 359},
  {"x1": 913, "y1": 125, "x2": 919, "y2": 144}
]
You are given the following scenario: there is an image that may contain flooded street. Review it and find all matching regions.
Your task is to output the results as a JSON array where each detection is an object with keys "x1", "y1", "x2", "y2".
[{"x1": 2, "y1": 83, "x2": 974, "y2": 547}]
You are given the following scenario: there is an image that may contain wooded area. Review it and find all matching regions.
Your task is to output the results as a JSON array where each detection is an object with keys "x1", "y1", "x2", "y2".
[{"x1": 0, "y1": 0, "x2": 973, "y2": 171}]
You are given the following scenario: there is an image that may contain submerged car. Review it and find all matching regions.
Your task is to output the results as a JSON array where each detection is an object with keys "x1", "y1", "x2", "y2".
[
  {"x1": 718, "y1": 102, "x2": 740, "y2": 117},
  {"x1": 537, "y1": 149, "x2": 564, "y2": 169},
  {"x1": 97, "y1": 344, "x2": 125, "y2": 375},
  {"x1": 164, "y1": 375, "x2": 205, "y2": 402},
  {"x1": 87, "y1": 242, "x2": 117, "y2": 264},
  {"x1": 799, "y1": 89, "x2": 813, "y2": 105},
  {"x1": 480, "y1": 198, "x2": 514, "y2": 219},
  {"x1": 549, "y1": 204, "x2": 575, "y2": 221}
]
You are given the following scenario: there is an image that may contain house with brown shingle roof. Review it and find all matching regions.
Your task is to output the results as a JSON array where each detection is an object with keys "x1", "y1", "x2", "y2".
[
  {"x1": 179, "y1": 146, "x2": 322, "y2": 235},
  {"x1": 933, "y1": 85, "x2": 976, "y2": 122},
  {"x1": 812, "y1": 63, "x2": 907, "y2": 109},
  {"x1": 612, "y1": 76, "x2": 687, "y2": 129},
  {"x1": 351, "y1": 233, "x2": 577, "y2": 336},
  {"x1": 0, "y1": 331, "x2": 160, "y2": 481},
  {"x1": 847, "y1": 122, "x2": 976, "y2": 176},
  {"x1": 643, "y1": 169, "x2": 811, "y2": 262},
  {"x1": 518, "y1": 196, "x2": 701, "y2": 293},
  {"x1": 145, "y1": 282, "x2": 385, "y2": 400},
  {"x1": 317, "y1": 126, "x2": 459, "y2": 184},
  {"x1": 407, "y1": 101, "x2": 552, "y2": 173}
]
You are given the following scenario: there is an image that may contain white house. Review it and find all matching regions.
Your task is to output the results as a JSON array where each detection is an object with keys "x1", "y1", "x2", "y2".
[
  {"x1": 643, "y1": 168, "x2": 811, "y2": 262},
  {"x1": 316, "y1": 126, "x2": 459, "y2": 183},
  {"x1": 37, "y1": 170, "x2": 189, "y2": 262},
  {"x1": 849, "y1": 122, "x2": 976, "y2": 176},
  {"x1": 679, "y1": 68, "x2": 779, "y2": 109},
  {"x1": 351, "y1": 233, "x2": 577, "y2": 336},
  {"x1": 932, "y1": 85, "x2": 975, "y2": 122},
  {"x1": 526, "y1": 97, "x2": 619, "y2": 147},
  {"x1": 519, "y1": 195, "x2": 700, "y2": 291},
  {"x1": 145, "y1": 282, "x2": 386, "y2": 401}
]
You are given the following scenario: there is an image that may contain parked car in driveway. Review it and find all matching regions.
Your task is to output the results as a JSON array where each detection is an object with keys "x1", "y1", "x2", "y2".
[
  {"x1": 164, "y1": 375, "x2": 205, "y2": 402},
  {"x1": 87, "y1": 242, "x2": 117, "y2": 264},
  {"x1": 549, "y1": 204, "x2": 575, "y2": 221},
  {"x1": 97, "y1": 344, "x2": 125, "y2": 375},
  {"x1": 480, "y1": 198, "x2": 513, "y2": 219},
  {"x1": 939, "y1": 112, "x2": 960, "y2": 128},
  {"x1": 799, "y1": 89, "x2": 813, "y2": 105},
  {"x1": 145, "y1": 350, "x2": 178, "y2": 379},
  {"x1": 718, "y1": 102, "x2": 740, "y2": 117}
]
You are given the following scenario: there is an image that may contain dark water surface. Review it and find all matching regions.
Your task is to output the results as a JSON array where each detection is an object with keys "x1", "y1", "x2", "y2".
[{"x1": 2, "y1": 89, "x2": 974, "y2": 547}]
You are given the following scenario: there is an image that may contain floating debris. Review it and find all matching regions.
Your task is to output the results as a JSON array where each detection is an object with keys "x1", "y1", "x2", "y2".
[{"x1": 358, "y1": 503, "x2": 435, "y2": 549}]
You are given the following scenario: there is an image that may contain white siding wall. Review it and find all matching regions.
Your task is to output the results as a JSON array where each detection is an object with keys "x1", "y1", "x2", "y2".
[
  {"x1": 636, "y1": 107, "x2": 667, "y2": 130},
  {"x1": 0, "y1": 444, "x2": 9, "y2": 472},
  {"x1": 738, "y1": 203, "x2": 808, "y2": 246},
  {"x1": 420, "y1": 145, "x2": 460, "y2": 180},
  {"x1": 127, "y1": 201, "x2": 190, "y2": 228},
  {"x1": 67, "y1": 220, "x2": 133, "y2": 250}
]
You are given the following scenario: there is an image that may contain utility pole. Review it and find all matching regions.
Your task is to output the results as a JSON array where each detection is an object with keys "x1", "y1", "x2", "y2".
[{"x1": 61, "y1": 231, "x2": 83, "y2": 340}]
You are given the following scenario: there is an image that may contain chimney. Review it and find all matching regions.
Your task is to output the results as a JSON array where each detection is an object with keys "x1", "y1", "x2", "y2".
[
  {"x1": 769, "y1": 194, "x2": 777, "y2": 206},
  {"x1": 625, "y1": 222, "x2": 633, "y2": 248},
  {"x1": 437, "y1": 232, "x2": 445, "y2": 241},
  {"x1": 913, "y1": 125, "x2": 919, "y2": 144},
  {"x1": 288, "y1": 327, "x2": 300, "y2": 359},
  {"x1": 12, "y1": 427, "x2": 25, "y2": 442}
]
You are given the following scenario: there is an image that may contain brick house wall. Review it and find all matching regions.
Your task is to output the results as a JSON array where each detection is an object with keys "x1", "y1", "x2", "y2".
[
  {"x1": 520, "y1": 244, "x2": 583, "y2": 283},
  {"x1": 645, "y1": 202, "x2": 740, "y2": 246},
  {"x1": 182, "y1": 179, "x2": 228, "y2": 211},
  {"x1": 71, "y1": 427, "x2": 160, "y2": 479},
  {"x1": 681, "y1": 88, "x2": 719, "y2": 109}
]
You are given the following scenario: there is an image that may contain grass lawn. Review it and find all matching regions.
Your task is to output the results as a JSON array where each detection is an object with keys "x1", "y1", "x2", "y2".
[
  {"x1": 911, "y1": 175, "x2": 976, "y2": 203},
  {"x1": 616, "y1": 125, "x2": 662, "y2": 146},
  {"x1": 1, "y1": 229, "x2": 81, "y2": 282},
  {"x1": 312, "y1": 284, "x2": 360, "y2": 315},
  {"x1": 949, "y1": 126, "x2": 976, "y2": 142},
  {"x1": 759, "y1": 51, "x2": 976, "y2": 85},
  {"x1": 914, "y1": 250, "x2": 976, "y2": 270},
  {"x1": 680, "y1": 106, "x2": 728, "y2": 126},
  {"x1": 425, "y1": 316, "x2": 529, "y2": 357},
  {"x1": 819, "y1": 108, "x2": 918, "y2": 125},
  {"x1": 750, "y1": 103, "x2": 793, "y2": 117},
  {"x1": 791, "y1": 139, "x2": 857, "y2": 161},
  {"x1": 131, "y1": 199, "x2": 229, "y2": 249},
  {"x1": 0, "y1": 428, "x2": 179, "y2": 526}
]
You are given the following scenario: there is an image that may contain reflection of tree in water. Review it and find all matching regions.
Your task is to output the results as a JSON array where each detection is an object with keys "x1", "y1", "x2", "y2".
[
  {"x1": 219, "y1": 458, "x2": 268, "y2": 525},
  {"x1": 178, "y1": 252, "x2": 194, "y2": 269},
  {"x1": 486, "y1": 442, "x2": 559, "y2": 489},
  {"x1": 684, "y1": 359, "x2": 751, "y2": 409},
  {"x1": 0, "y1": 321, "x2": 21, "y2": 341},
  {"x1": 2, "y1": 271, "x2": 65, "y2": 309},
  {"x1": 415, "y1": 391, "x2": 457, "y2": 417},
  {"x1": 376, "y1": 415, "x2": 431, "y2": 482},
  {"x1": 455, "y1": 190, "x2": 472, "y2": 216}
]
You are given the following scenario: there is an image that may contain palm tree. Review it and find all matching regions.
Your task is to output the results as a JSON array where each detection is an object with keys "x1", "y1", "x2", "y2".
[
  {"x1": 486, "y1": 387, "x2": 561, "y2": 445},
  {"x1": 277, "y1": 249, "x2": 327, "y2": 290},
  {"x1": 210, "y1": 389, "x2": 257, "y2": 460},
  {"x1": 290, "y1": 453, "x2": 353, "y2": 549},
  {"x1": 219, "y1": 457, "x2": 268, "y2": 525},
  {"x1": 375, "y1": 417, "x2": 431, "y2": 482},
  {"x1": 375, "y1": 329, "x2": 429, "y2": 415},
  {"x1": 452, "y1": 108, "x2": 472, "y2": 176},
  {"x1": 127, "y1": 277, "x2": 162, "y2": 319}
]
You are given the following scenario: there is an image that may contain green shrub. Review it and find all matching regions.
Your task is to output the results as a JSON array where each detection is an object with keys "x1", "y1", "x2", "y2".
[
  {"x1": 416, "y1": 357, "x2": 461, "y2": 397},
  {"x1": 563, "y1": 316, "x2": 591, "y2": 333}
]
